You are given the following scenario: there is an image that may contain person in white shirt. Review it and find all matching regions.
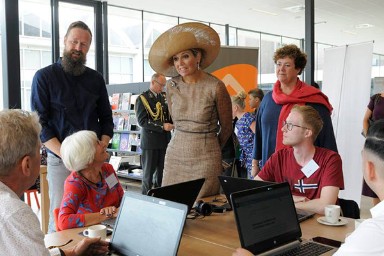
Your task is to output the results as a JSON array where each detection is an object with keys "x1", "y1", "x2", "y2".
[
  {"x1": 233, "y1": 119, "x2": 384, "y2": 256},
  {"x1": 334, "y1": 119, "x2": 384, "y2": 255},
  {"x1": 0, "y1": 109, "x2": 109, "y2": 256}
]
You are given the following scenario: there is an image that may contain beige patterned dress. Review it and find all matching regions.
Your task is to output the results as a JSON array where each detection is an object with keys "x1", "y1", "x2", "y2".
[{"x1": 163, "y1": 73, "x2": 232, "y2": 198}]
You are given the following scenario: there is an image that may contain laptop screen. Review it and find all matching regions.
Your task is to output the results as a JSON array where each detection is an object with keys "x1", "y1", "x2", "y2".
[
  {"x1": 147, "y1": 178, "x2": 205, "y2": 213},
  {"x1": 230, "y1": 182, "x2": 301, "y2": 254},
  {"x1": 218, "y1": 176, "x2": 275, "y2": 208},
  {"x1": 110, "y1": 191, "x2": 188, "y2": 256}
]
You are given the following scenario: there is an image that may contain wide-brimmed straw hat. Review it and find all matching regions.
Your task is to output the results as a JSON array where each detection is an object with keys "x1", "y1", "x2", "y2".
[{"x1": 148, "y1": 22, "x2": 220, "y2": 77}]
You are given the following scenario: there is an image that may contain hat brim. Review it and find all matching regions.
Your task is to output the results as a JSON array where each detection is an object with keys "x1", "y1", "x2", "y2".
[{"x1": 149, "y1": 22, "x2": 220, "y2": 77}]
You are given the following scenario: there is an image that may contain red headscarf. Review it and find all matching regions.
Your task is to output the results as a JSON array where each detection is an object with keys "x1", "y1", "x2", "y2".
[{"x1": 272, "y1": 79, "x2": 333, "y2": 151}]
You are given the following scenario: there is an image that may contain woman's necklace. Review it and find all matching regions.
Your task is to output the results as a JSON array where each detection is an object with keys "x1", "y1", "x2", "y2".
[{"x1": 79, "y1": 171, "x2": 103, "y2": 188}]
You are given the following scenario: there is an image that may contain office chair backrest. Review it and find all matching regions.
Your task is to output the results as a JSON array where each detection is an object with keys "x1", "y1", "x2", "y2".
[{"x1": 339, "y1": 198, "x2": 360, "y2": 219}]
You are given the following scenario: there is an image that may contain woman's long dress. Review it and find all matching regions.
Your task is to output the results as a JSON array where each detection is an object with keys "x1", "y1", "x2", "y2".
[{"x1": 162, "y1": 73, "x2": 232, "y2": 198}]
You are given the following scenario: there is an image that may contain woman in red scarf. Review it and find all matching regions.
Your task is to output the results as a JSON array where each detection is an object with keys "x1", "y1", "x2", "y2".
[{"x1": 251, "y1": 44, "x2": 338, "y2": 177}]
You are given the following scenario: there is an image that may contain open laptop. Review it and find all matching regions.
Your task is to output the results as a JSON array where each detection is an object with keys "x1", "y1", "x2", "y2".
[
  {"x1": 108, "y1": 191, "x2": 188, "y2": 256},
  {"x1": 219, "y1": 176, "x2": 315, "y2": 222},
  {"x1": 102, "y1": 178, "x2": 204, "y2": 229},
  {"x1": 230, "y1": 182, "x2": 337, "y2": 256},
  {"x1": 218, "y1": 175, "x2": 275, "y2": 210},
  {"x1": 147, "y1": 178, "x2": 205, "y2": 213}
]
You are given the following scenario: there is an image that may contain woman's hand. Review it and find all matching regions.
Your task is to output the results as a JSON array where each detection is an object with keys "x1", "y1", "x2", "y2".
[{"x1": 100, "y1": 206, "x2": 119, "y2": 218}]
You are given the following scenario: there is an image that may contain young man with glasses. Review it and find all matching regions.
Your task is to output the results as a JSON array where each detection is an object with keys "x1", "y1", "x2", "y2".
[
  {"x1": 255, "y1": 105, "x2": 344, "y2": 214},
  {"x1": 135, "y1": 73, "x2": 174, "y2": 195}
]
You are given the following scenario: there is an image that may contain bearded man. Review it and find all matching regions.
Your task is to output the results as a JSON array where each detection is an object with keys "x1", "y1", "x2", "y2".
[{"x1": 31, "y1": 21, "x2": 113, "y2": 233}]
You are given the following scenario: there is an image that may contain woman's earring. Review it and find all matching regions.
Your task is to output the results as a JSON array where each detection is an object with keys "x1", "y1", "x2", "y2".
[{"x1": 197, "y1": 62, "x2": 200, "y2": 70}]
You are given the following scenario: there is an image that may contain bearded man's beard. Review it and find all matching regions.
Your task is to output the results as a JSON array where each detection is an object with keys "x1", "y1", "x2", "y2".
[{"x1": 61, "y1": 49, "x2": 87, "y2": 76}]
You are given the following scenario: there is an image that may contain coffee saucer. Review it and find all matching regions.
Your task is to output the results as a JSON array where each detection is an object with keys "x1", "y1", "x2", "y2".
[{"x1": 317, "y1": 216, "x2": 348, "y2": 226}]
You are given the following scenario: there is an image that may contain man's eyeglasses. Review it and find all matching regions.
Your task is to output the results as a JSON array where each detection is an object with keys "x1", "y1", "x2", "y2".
[
  {"x1": 282, "y1": 120, "x2": 309, "y2": 131},
  {"x1": 154, "y1": 80, "x2": 166, "y2": 87}
]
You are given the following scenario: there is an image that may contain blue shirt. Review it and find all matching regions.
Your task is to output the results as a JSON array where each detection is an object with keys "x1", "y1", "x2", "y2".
[{"x1": 31, "y1": 59, "x2": 113, "y2": 147}]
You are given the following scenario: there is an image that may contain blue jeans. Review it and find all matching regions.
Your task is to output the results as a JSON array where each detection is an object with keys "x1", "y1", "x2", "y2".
[{"x1": 47, "y1": 153, "x2": 71, "y2": 233}]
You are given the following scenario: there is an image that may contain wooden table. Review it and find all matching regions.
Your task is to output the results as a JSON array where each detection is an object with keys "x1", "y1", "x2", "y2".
[{"x1": 45, "y1": 207, "x2": 355, "y2": 255}]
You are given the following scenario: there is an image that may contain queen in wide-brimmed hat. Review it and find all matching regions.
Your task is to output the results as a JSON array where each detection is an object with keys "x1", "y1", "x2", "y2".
[
  {"x1": 149, "y1": 22, "x2": 233, "y2": 198},
  {"x1": 149, "y1": 22, "x2": 220, "y2": 78}
]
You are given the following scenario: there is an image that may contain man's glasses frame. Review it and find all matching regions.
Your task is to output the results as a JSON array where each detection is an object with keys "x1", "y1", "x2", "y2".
[
  {"x1": 153, "y1": 80, "x2": 166, "y2": 87},
  {"x1": 282, "y1": 120, "x2": 310, "y2": 131}
]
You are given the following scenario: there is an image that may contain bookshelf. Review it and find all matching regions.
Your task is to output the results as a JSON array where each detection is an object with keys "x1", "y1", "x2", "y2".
[{"x1": 108, "y1": 93, "x2": 143, "y2": 180}]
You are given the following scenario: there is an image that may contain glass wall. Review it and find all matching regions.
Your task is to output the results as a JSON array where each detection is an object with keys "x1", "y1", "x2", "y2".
[
  {"x1": 107, "y1": 7, "x2": 142, "y2": 84},
  {"x1": 58, "y1": 2, "x2": 95, "y2": 69},
  {"x1": 314, "y1": 43, "x2": 334, "y2": 88},
  {"x1": 227, "y1": 26, "x2": 237, "y2": 46},
  {"x1": 19, "y1": 0, "x2": 51, "y2": 111},
  {"x1": 143, "y1": 12, "x2": 178, "y2": 81},
  {"x1": 372, "y1": 54, "x2": 384, "y2": 77},
  {"x1": 259, "y1": 34, "x2": 282, "y2": 90},
  {"x1": 8, "y1": 1, "x2": 384, "y2": 111},
  {"x1": 210, "y1": 24, "x2": 226, "y2": 46}
]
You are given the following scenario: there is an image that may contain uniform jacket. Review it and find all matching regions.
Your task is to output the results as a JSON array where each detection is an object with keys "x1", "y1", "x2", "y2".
[{"x1": 135, "y1": 90, "x2": 172, "y2": 150}]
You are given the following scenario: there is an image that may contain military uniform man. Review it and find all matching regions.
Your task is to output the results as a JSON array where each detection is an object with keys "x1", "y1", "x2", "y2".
[{"x1": 135, "y1": 73, "x2": 173, "y2": 194}]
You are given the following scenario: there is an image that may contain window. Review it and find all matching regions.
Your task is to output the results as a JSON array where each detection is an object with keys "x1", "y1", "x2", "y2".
[
  {"x1": 143, "y1": 13, "x2": 177, "y2": 80},
  {"x1": 237, "y1": 29, "x2": 260, "y2": 48},
  {"x1": 108, "y1": 7, "x2": 141, "y2": 83},
  {"x1": 19, "y1": 0, "x2": 51, "y2": 111},
  {"x1": 58, "y1": 2, "x2": 95, "y2": 69},
  {"x1": 210, "y1": 24, "x2": 226, "y2": 46},
  {"x1": 109, "y1": 55, "x2": 133, "y2": 84},
  {"x1": 314, "y1": 43, "x2": 333, "y2": 82},
  {"x1": 227, "y1": 26, "x2": 237, "y2": 46},
  {"x1": 19, "y1": 1, "x2": 51, "y2": 38},
  {"x1": 259, "y1": 34, "x2": 282, "y2": 90}
]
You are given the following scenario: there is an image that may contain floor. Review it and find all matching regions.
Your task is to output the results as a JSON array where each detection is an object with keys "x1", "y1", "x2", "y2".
[{"x1": 29, "y1": 181, "x2": 373, "y2": 230}]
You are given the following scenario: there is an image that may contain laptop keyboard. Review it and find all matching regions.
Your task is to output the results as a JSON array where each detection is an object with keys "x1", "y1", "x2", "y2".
[{"x1": 277, "y1": 241, "x2": 332, "y2": 256}]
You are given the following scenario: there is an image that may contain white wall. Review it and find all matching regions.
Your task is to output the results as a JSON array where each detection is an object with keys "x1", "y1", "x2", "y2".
[{"x1": 322, "y1": 42, "x2": 374, "y2": 206}]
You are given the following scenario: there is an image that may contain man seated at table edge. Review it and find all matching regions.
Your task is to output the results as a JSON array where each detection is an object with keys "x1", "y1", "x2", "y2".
[
  {"x1": 255, "y1": 105, "x2": 344, "y2": 214},
  {"x1": 0, "y1": 109, "x2": 109, "y2": 256},
  {"x1": 233, "y1": 116, "x2": 384, "y2": 256}
]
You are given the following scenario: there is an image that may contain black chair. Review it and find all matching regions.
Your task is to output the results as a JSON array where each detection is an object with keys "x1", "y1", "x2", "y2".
[{"x1": 339, "y1": 198, "x2": 360, "y2": 219}]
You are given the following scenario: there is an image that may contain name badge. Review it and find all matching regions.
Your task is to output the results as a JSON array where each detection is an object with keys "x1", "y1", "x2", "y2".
[
  {"x1": 106, "y1": 174, "x2": 118, "y2": 189},
  {"x1": 301, "y1": 159, "x2": 319, "y2": 178}
]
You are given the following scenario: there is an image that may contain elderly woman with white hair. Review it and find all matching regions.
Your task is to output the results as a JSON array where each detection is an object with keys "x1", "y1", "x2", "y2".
[{"x1": 57, "y1": 130, "x2": 124, "y2": 230}]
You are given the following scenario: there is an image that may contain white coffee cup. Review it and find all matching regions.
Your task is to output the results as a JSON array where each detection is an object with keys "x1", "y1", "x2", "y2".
[
  {"x1": 83, "y1": 224, "x2": 107, "y2": 240},
  {"x1": 324, "y1": 205, "x2": 341, "y2": 224}
]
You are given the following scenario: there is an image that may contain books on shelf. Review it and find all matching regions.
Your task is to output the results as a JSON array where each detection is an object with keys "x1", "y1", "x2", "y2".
[
  {"x1": 111, "y1": 133, "x2": 121, "y2": 149},
  {"x1": 111, "y1": 93, "x2": 120, "y2": 110},
  {"x1": 110, "y1": 93, "x2": 132, "y2": 111},
  {"x1": 112, "y1": 112, "x2": 138, "y2": 131},
  {"x1": 121, "y1": 93, "x2": 132, "y2": 111},
  {"x1": 119, "y1": 133, "x2": 130, "y2": 151},
  {"x1": 117, "y1": 133, "x2": 141, "y2": 152},
  {"x1": 109, "y1": 91, "x2": 141, "y2": 154},
  {"x1": 128, "y1": 133, "x2": 141, "y2": 152}
]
